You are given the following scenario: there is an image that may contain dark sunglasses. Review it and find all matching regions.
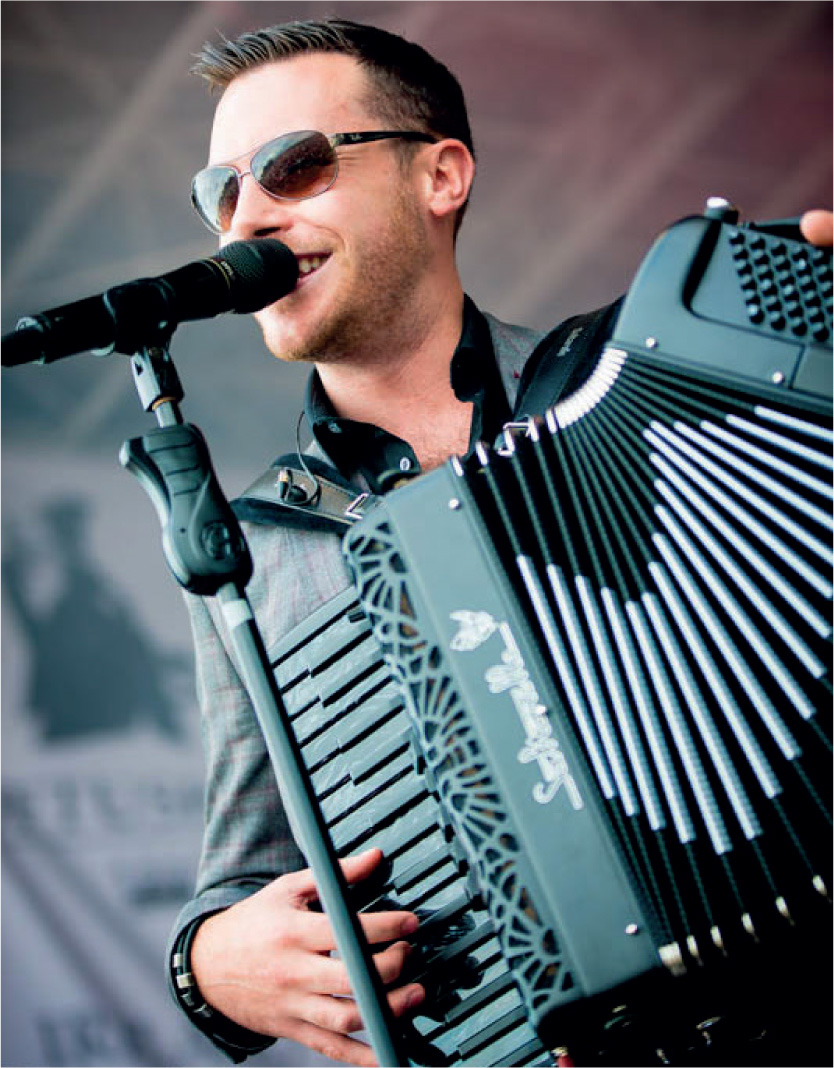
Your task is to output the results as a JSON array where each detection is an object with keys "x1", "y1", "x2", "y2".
[{"x1": 191, "y1": 129, "x2": 438, "y2": 234}]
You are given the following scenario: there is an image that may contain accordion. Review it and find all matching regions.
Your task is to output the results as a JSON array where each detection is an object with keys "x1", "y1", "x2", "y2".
[{"x1": 269, "y1": 206, "x2": 832, "y2": 1065}]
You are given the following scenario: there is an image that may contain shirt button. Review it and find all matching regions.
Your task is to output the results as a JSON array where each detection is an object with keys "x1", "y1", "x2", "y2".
[{"x1": 399, "y1": 457, "x2": 413, "y2": 472}]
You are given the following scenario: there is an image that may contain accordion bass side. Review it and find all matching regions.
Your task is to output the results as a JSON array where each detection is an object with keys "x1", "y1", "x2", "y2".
[{"x1": 271, "y1": 205, "x2": 832, "y2": 1064}]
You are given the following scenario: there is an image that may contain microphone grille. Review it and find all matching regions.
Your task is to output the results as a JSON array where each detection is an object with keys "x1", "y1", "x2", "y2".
[{"x1": 217, "y1": 239, "x2": 299, "y2": 313}]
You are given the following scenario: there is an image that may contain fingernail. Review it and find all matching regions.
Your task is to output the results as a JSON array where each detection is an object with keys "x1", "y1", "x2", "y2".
[
  {"x1": 408, "y1": 986, "x2": 425, "y2": 1009},
  {"x1": 402, "y1": 914, "x2": 419, "y2": 935}
]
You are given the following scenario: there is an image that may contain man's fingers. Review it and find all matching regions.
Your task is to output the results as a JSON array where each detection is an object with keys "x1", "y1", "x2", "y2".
[
  {"x1": 280, "y1": 1017, "x2": 379, "y2": 1068},
  {"x1": 278, "y1": 848, "x2": 386, "y2": 907},
  {"x1": 291, "y1": 907, "x2": 418, "y2": 956},
  {"x1": 800, "y1": 209, "x2": 833, "y2": 247},
  {"x1": 370, "y1": 940, "x2": 417, "y2": 985},
  {"x1": 388, "y1": 979, "x2": 426, "y2": 1016},
  {"x1": 359, "y1": 908, "x2": 420, "y2": 946},
  {"x1": 287, "y1": 939, "x2": 420, "y2": 997},
  {"x1": 273, "y1": 853, "x2": 421, "y2": 954},
  {"x1": 282, "y1": 982, "x2": 426, "y2": 1064},
  {"x1": 293, "y1": 981, "x2": 425, "y2": 1036}
]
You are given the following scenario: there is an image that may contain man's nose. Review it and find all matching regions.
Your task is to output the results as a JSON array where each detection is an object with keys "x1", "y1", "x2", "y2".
[{"x1": 225, "y1": 171, "x2": 296, "y2": 242}]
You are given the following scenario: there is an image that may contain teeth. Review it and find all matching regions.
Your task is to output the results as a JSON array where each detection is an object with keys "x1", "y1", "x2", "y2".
[{"x1": 299, "y1": 255, "x2": 324, "y2": 276}]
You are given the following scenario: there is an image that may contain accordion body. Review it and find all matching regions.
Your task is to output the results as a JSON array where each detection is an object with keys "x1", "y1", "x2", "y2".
[{"x1": 270, "y1": 210, "x2": 832, "y2": 1064}]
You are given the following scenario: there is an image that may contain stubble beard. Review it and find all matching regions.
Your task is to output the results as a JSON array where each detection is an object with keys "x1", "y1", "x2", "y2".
[{"x1": 262, "y1": 188, "x2": 432, "y2": 368}]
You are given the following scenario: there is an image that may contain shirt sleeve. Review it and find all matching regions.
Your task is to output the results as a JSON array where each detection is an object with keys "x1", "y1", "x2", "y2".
[{"x1": 165, "y1": 519, "x2": 353, "y2": 1058}]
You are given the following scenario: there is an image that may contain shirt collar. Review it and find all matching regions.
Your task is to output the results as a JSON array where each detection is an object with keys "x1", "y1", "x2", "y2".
[
  {"x1": 449, "y1": 293, "x2": 494, "y2": 401},
  {"x1": 303, "y1": 296, "x2": 511, "y2": 494}
]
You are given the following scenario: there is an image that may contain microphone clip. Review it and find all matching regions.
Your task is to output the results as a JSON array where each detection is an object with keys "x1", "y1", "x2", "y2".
[{"x1": 129, "y1": 339, "x2": 184, "y2": 413}]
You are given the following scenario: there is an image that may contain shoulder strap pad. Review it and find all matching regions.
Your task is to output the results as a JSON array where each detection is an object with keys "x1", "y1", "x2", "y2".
[
  {"x1": 513, "y1": 298, "x2": 623, "y2": 419},
  {"x1": 232, "y1": 454, "x2": 376, "y2": 533}
]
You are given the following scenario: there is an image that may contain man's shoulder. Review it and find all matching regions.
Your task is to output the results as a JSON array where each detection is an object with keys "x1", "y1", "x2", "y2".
[
  {"x1": 482, "y1": 310, "x2": 547, "y2": 364},
  {"x1": 479, "y1": 310, "x2": 547, "y2": 407},
  {"x1": 480, "y1": 301, "x2": 622, "y2": 411},
  {"x1": 484, "y1": 299, "x2": 624, "y2": 417},
  {"x1": 482, "y1": 300, "x2": 622, "y2": 357}
]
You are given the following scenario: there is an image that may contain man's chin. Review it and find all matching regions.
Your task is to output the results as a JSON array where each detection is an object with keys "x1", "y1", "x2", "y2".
[
  {"x1": 268, "y1": 344, "x2": 311, "y2": 364},
  {"x1": 257, "y1": 296, "x2": 363, "y2": 366},
  {"x1": 257, "y1": 320, "x2": 312, "y2": 364},
  {"x1": 261, "y1": 320, "x2": 354, "y2": 367},
  {"x1": 264, "y1": 335, "x2": 334, "y2": 366}
]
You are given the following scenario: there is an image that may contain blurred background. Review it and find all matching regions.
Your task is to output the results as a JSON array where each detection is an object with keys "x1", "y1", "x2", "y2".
[{"x1": 1, "y1": 2, "x2": 831, "y2": 1065}]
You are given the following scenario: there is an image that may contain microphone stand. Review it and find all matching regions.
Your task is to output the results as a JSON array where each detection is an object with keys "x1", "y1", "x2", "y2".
[{"x1": 120, "y1": 332, "x2": 409, "y2": 1068}]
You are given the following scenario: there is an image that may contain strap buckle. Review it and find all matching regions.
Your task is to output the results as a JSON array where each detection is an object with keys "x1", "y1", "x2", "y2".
[
  {"x1": 495, "y1": 418, "x2": 535, "y2": 455},
  {"x1": 345, "y1": 492, "x2": 372, "y2": 522}
]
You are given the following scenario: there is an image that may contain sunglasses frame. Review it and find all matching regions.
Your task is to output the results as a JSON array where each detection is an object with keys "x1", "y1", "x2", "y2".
[{"x1": 191, "y1": 129, "x2": 438, "y2": 234}]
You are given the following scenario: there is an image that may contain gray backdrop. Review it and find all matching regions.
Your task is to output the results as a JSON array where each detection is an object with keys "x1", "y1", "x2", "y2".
[{"x1": 2, "y1": 3, "x2": 831, "y2": 1066}]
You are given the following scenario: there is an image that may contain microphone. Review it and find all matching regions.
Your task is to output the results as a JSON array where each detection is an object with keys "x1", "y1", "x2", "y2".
[{"x1": 1, "y1": 238, "x2": 299, "y2": 367}]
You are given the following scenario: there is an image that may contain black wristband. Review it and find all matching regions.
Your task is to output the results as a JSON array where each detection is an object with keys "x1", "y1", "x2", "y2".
[{"x1": 170, "y1": 917, "x2": 274, "y2": 1062}]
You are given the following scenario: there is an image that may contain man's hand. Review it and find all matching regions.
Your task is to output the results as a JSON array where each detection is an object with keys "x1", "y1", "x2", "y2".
[
  {"x1": 190, "y1": 848, "x2": 425, "y2": 1066},
  {"x1": 800, "y1": 209, "x2": 832, "y2": 247}
]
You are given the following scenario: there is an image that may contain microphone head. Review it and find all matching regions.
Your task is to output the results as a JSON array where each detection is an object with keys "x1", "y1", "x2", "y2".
[{"x1": 216, "y1": 239, "x2": 299, "y2": 313}]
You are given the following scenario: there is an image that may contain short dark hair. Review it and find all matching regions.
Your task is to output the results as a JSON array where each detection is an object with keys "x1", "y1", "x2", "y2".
[
  {"x1": 192, "y1": 18, "x2": 474, "y2": 157},
  {"x1": 192, "y1": 18, "x2": 475, "y2": 233}
]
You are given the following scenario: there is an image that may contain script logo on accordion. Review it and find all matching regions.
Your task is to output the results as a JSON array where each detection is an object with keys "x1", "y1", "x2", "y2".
[{"x1": 450, "y1": 610, "x2": 584, "y2": 809}]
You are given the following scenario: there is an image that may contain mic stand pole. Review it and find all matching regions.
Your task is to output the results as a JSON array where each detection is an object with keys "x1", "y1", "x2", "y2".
[{"x1": 120, "y1": 336, "x2": 409, "y2": 1068}]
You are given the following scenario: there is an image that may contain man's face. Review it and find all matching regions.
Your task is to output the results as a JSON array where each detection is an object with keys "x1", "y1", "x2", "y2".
[{"x1": 208, "y1": 53, "x2": 432, "y2": 365}]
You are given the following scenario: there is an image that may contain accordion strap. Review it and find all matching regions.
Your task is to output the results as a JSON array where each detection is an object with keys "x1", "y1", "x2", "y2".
[{"x1": 513, "y1": 298, "x2": 622, "y2": 419}]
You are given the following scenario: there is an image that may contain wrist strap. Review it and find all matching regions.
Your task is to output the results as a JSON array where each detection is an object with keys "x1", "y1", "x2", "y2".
[{"x1": 170, "y1": 917, "x2": 274, "y2": 1062}]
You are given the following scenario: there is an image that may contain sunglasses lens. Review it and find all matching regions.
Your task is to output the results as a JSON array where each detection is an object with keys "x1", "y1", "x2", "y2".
[
  {"x1": 191, "y1": 167, "x2": 239, "y2": 234},
  {"x1": 252, "y1": 131, "x2": 337, "y2": 200},
  {"x1": 191, "y1": 132, "x2": 340, "y2": 233}
]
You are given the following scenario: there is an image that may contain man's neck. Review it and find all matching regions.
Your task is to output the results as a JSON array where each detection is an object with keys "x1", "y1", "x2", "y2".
[{"x1": 315, "y1": 286, "x2": 474, "y2": 470}]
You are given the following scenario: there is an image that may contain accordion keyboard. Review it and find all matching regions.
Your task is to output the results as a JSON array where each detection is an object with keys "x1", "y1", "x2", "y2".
[{"x1": 269, "y1": 587, "x2": 555, "y2": 1067}]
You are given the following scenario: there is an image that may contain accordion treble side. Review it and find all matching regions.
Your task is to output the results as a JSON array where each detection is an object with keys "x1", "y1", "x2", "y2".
[
  {"x1": 340, "y1": 208, "x2": 832, "y2": 1058},
  {"x1": 268, "y1": 205, "x2": 831, "y2": 1064}
]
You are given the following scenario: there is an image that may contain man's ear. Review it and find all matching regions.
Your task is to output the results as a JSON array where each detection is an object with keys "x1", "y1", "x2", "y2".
[{"x1": 423, "y1": 140, "x2": 475, "y2": 222}]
